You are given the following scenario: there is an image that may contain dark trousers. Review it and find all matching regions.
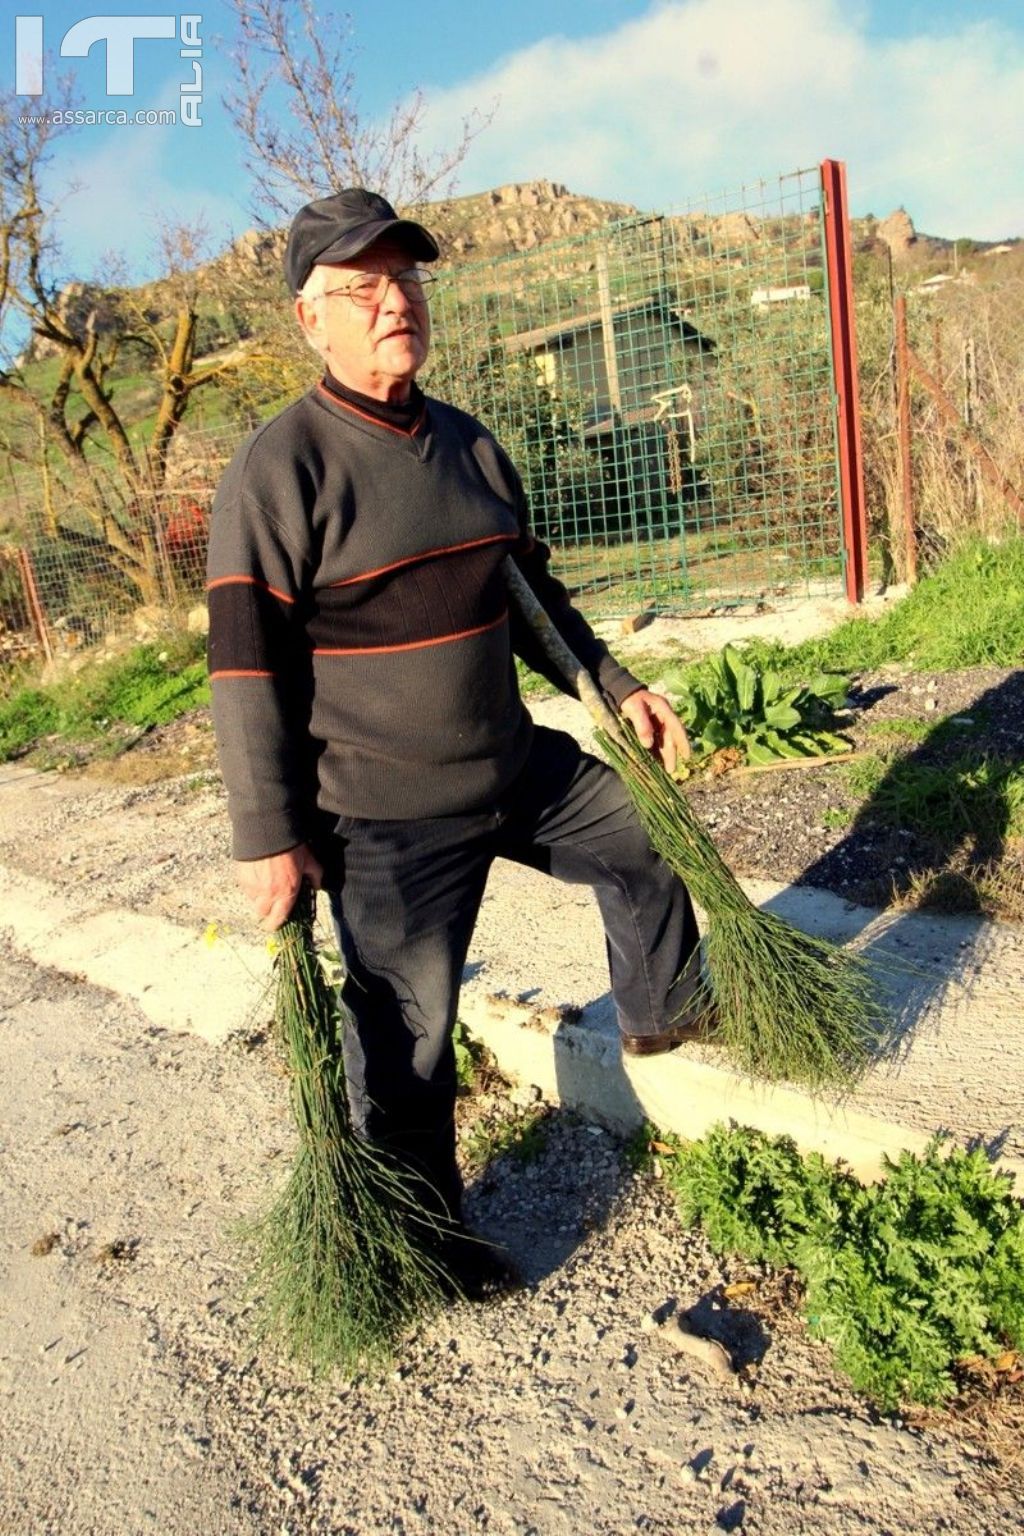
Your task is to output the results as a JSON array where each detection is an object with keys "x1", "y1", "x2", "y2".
[{"x1": 326, "y1": 726, "x2": 701, "y2": 1221}]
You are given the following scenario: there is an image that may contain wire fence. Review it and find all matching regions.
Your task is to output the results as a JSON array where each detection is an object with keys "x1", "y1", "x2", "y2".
[
  {"x1": 856, "y1": 263, "x2": 1024, "y2": 579},
  {"x1": 1, "y1": 163, "x2": 855, "y2": 679},
  {"x1": 0, "y1": 421, "x2": 239, "y2": 674},
  {"x1": 429, "y1": 165, "x2": 845, "y2": 615}
]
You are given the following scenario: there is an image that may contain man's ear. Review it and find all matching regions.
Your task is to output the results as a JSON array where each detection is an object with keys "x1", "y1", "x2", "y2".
[{"x1": 295, "y1": 292, "x2": 324, "y2": 350}]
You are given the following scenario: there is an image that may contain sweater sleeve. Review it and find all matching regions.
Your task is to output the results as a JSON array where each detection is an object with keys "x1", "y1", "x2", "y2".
[
  {"x1": 493, "y1": 447, "x2": 644, "y2": 709},
  {"x1": 206, "y1": 445, "x2": 316, "y2": 861}
]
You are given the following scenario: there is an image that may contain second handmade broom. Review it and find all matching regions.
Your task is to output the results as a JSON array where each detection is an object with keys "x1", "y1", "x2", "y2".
[{"x1": 504, "y1": 558, "x2": 884, "y2": 1092}]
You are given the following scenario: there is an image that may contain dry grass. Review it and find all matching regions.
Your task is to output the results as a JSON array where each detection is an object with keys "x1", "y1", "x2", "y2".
[
  {"x1": 891, "y1": 843, "x2": 1024, "y2": 924},
  {"x1": 857, "y1": 268, "x2": 1024, "y2": 579},
  {"x1": 908, "y1": 1353, "x2": 1024, "y2": 1483}
]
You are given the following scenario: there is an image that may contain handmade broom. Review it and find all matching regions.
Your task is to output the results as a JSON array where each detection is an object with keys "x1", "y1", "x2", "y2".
[
  {"x1": 245, "y1": 885, "x2": 448, "y2": 1377},
  {"x1": 505, "y1": 558, "x2": 884, "y2": 1090}
]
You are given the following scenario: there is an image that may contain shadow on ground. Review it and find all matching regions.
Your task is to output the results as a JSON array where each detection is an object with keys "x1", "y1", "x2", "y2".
[
  {"x1": 463, "y1": 1033, "x2": 649, "y2": 1286},
  {"x1": 803, "y1": 671, "x2": 1024, "y2": 919}
]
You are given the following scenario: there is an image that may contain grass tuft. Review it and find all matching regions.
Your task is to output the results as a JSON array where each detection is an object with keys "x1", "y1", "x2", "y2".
[
  {"x1": 843, "y1": 751, "x2": 1024, "y2": 848},
  {"x1": 0, "y1": 631, "x2": 209, "y2": 763}
]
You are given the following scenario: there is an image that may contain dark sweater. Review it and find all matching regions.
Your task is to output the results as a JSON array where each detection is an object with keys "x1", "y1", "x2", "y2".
[{"x1": 207, "y1": 383, "x2": 641, "y2": 860}]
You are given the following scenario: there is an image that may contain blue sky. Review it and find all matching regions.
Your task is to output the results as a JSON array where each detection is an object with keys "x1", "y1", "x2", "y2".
[{"x1": 6, "y1": 0, "x2": 1023, "y2": 283}]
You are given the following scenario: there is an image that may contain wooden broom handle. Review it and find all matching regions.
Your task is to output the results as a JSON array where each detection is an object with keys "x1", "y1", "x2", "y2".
[{"x1": 503, "y1": 557, "x2": 626, "y2": 744}]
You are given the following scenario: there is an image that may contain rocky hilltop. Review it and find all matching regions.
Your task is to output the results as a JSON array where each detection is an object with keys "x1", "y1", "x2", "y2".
[{"x1": 214, "y1": 180, "x2": 986, "y2": 282}]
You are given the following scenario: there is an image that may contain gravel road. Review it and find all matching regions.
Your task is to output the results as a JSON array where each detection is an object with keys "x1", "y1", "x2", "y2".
[{"x1": 0, "y1": 922, "x2": 1019, "y2": 1534}]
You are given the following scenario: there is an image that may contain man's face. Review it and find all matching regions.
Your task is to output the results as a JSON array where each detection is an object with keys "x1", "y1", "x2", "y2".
[{"x1": 296, "y1": 238, "x2": 431, "y2": 401}]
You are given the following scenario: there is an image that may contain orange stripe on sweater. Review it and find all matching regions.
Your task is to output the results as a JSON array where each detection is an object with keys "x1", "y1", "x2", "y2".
[
  {"x1": 312, "y1": 612, "x2": 507, "y2": 657},
  {"x1": 206, "y1": 574, "x2": 295, "y2": 604},
  {"x1": 210, "y1": 668, "x2": 275, "y2": 680},
  {"x1": 328, "y1": 533, "x2": 516, "y2": 589},
  {"x1": 315, "y1": 383, "x2": 427, "y2": 438}
]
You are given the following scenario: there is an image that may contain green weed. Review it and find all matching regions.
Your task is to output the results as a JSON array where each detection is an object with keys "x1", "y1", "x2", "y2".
[
  {"x1": 662, "y1": 1123, "x2": 1024, "y2": 1409},
  {"x1": 463, "y1": 1106, "x2": 548, "y2": 1171},
  {"x1": 0, "y1": 688, "x2": 61, "y2": 758},
  {"x1": 844, "y1": 751, "x2": 1024, "y2": 847},
  {"x1": 0, "y1": 632, "x2": 209, "y2": 763},
  {"x1": 661, "y1": 644, "x2": 850, "y2": 765},
  {"x1": 452, "y1": 1018, "x2": 488, "y2": 1092},
  {"x1": 865, "y1": 718, "x2": 932, "y2": 744},
  {"x1": 821, "y1": 806, "x2": 853, "y2": 832},
  {"x1": 841, "y1": 753, "x2": 889, "y2": 799}
]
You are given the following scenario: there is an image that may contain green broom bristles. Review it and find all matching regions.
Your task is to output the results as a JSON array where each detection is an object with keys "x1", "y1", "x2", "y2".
[
  {"x1": 500, "y1": 557, "x2": 884, "y2": 1093},
  {"x1": 597, "y1": 726, "x2": 884, "y2": 1091},
  {"x1": 243, "y1": 887, "x2": 447, "y2": 1377}
]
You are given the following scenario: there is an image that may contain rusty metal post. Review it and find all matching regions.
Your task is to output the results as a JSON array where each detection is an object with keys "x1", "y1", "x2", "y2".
[
  {"x1": 894, "y1": 295, "x2": 917, "y2": 584},
  {"x1": 820, "y1": 159, "x2": 868, "y2": 603},
  {"x1": 17, "y1": 546, "x2": 54, "y2": 665},
  {"x1": 963, "y1": 335, "x2": 981, "y2": 514}
]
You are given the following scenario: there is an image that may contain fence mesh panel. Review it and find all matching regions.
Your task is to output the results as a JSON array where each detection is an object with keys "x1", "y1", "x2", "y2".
[
  {"x1": 0, "y1": 424, "x2": 238, "y2": 674},
  {"x1": 1, "y1": 165, "x2": 849, "y2": 677},
  {"x1": 428, "y1": 165, "x2": 844, "y2": 615}
]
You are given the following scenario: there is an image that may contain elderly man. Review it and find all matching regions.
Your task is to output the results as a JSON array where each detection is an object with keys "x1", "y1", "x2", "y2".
[{"x1": 207, "y1": 189, "x2": 707, "y2": 1297}]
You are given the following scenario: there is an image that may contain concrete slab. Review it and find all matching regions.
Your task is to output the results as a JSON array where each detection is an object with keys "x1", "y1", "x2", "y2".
[
  {"x1": 1, "y1": 864, "x2": 267, "y2": 1043},
  {"x1": 462, "y1": 845, "x2": 1024, "y2": 1186}
]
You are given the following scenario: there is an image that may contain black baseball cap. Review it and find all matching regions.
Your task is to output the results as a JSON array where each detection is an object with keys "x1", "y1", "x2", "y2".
[{"x1": 284, "y1": 188, "x2": 440, "y2": 295}]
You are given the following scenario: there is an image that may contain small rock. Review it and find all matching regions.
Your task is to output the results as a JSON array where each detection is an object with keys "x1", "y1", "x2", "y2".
[
  {"x1": 924, "y1": 698, "x2": 937, "y2": 711},
  {"x1": 660, "y1": 1321, "x2": 734, "y2": 1379},
  {"x1": 510, "y1": 1084, "x2": 541, "y2": 1107}
]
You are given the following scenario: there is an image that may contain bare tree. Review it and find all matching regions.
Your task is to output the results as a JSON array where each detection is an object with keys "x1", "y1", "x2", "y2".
[
  {"x1": 225, "y1": 0, "x2": 489, "y2": 221},
  {"x1": 0, "y1": 90, "x2": 267, "y2": 603}
]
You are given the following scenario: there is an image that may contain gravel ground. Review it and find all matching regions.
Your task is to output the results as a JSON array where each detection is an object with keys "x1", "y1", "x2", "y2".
[{"x1": 2, "y1": 942, "x2": 1019, "y2": 1536}]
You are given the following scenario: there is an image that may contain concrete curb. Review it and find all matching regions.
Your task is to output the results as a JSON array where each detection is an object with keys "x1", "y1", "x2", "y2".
[
  {"x1": 4, "y1": 857, "x2": 1022, "y2": 1189},
  {"x1": 1, "y1": 864, "x2": 268, "y2": 1044},
  {"x1": 458, "y1": 991, "x2": 1024, "y2": 1187}
]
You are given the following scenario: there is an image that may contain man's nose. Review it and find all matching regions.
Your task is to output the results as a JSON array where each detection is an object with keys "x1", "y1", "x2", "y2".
[{"x1": 380, "y1": 275, "x2": 414, "y2": 314}]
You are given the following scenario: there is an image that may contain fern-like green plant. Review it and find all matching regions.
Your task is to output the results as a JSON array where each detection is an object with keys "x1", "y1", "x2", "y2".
[
  {"x1": 666, "y1": 644, "x2": 850, "y2": 765},
  {"x1": 663, "y1": 1124, "x2": 1024, "y2": 1410}
]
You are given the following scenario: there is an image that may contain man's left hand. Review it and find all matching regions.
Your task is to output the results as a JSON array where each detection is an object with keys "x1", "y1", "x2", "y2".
[{"x1": 619, "y1": 689, "x2": 691, "y2": 773}]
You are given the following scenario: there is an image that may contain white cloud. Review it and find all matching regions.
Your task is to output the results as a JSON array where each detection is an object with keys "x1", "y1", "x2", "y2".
[
  {"x1": 44, "y1": 82, "x2": 244, "y2": 281},
  {"x1": 416, "y1": 0, "x2": 1024, "y2": 238}
]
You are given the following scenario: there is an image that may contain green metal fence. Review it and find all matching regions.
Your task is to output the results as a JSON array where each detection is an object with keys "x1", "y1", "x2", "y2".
[
  {"x1": 428, "y1": 164, "x2": 845, "y2": 614},
  {"x1": 1, "y1": 164, "x2": 856, "y2": 674}
]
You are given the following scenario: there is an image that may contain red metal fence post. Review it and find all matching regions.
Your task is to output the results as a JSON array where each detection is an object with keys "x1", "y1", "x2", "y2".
[{"x1": 821, "y1": 158, "x2": 868, "y2": 604}]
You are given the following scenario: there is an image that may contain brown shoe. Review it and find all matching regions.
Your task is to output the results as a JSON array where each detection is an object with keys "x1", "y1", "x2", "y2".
[{"x1": 620, "y1": 1007, "x2": 720, "y2": 1057}]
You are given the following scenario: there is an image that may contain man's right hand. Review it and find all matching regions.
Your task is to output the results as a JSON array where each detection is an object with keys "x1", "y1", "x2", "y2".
[{"x1": 235, "y1": 843, "x2": 324, "y2": 932}]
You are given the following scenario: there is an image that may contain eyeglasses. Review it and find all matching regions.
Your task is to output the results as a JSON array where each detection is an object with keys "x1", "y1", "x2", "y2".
[{"x1": 321, "y1": 268, "x2": 437, "y2": 307}]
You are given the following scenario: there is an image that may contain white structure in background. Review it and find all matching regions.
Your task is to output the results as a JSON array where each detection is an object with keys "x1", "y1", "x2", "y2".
[{"x1": 750, "y1": 284, "x2": 812, "y2": 307}]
